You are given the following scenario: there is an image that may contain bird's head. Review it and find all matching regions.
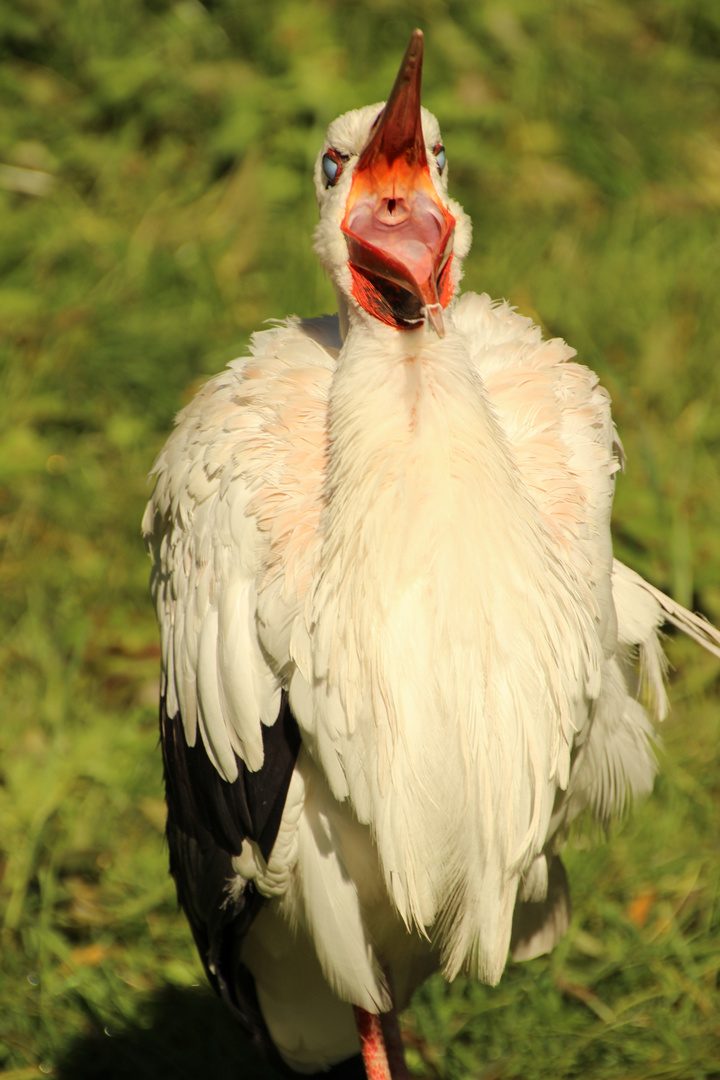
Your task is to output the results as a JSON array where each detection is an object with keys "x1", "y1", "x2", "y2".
[{"x1": 313, "y1": 30, "x2": 471, "y2": 339}]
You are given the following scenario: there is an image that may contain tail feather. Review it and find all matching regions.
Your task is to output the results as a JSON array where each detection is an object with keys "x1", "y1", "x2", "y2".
[
  {"x1": 613, "y1": 560, "x2": 720, "y2": 661},
  {"x1": 647, "y1": 586, "x2": 720, "y2": 659}
]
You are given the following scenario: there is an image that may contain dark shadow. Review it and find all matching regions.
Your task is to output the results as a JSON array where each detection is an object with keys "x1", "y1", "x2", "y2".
[
  {"x1": 55, "y1": 985, "x2": 366, "y2": 1080},
  {"x1": 56, "y1": 985, "x2": 281, "y2": 1080}
]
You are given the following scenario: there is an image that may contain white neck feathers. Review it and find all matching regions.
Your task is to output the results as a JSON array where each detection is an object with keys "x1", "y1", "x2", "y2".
[{"x1": 302, "y1": 321, "x2": 602, "y2": 982}]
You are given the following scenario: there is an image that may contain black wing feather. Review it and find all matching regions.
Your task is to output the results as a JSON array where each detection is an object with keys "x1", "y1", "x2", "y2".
[
  {"x1": 160, "y1": 698, "x2": 365, "y2": 1078},
  {"x1": 159, "y1": 692, "x2": 302, "y2": 1073}
]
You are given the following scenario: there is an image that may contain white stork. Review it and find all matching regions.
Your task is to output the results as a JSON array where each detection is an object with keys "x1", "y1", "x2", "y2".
[{"x1": 143, "y1": 30, "x2": 720, "y2": 1080}]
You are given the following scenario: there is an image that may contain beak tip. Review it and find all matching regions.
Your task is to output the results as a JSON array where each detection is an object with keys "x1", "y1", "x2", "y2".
[{"x1": 405, "y1": 29, "x2": 424, "y2": 74}]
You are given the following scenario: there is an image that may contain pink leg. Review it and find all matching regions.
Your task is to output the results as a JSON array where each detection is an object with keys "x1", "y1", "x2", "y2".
[{"x1": 353, "y1": 1005, "x2": 410, "y2": 1080}]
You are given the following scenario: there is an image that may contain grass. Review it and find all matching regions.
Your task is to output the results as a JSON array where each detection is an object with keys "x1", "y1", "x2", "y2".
[{"x1": 1, "y1": 0, "x2": 719, "y2": 1076}]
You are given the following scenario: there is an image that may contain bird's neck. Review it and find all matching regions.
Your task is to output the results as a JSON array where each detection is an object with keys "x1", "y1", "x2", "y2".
[
  {"x1": 301, "y1": 319, "x2": 603, "y2": 980},
  {"x1": 323, "y1": 320, "x2": 531, "y2": 562},
  {"x1": 303, "y1": 322, "x2": 597, "y2": 976},
  {"x1": 315, "y1": 316, "x2": 601, "y2": 743}
]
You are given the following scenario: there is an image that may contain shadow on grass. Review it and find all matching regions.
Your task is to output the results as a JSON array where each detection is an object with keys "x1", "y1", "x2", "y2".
[
  {"x1": 56, "y1": 985, "x2": 368, "y2": 1080},
  {"x1": 55, "y1": 985, "x2": 282, "y2": 1080}
]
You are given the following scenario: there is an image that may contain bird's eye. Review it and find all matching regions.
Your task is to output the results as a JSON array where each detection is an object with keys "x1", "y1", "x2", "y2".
[
  {"x1": 322, "y1": 150, "x2": 345, "y2": 188},
  {"x1": 433, "y1": 144, "x2": 446, "y2": 174}
]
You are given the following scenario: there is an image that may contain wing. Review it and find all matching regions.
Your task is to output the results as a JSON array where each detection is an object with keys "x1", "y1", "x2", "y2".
[
  {"x1": 456, "y1": 291, "x2": 619, "y2": 642},
  {"x1": 143, "y1": 315, "x2": 339, "y2": 780},
  {"x1": 142, "y1": 315, "x2": 340, "y2": 1048},
  {"x1": 458, "y1": 293, "x2": 720, "y2": 961},
  {"x1": 159, "y1": 694, "x2": 296, "y2": 1066},
  {"x1": 453, "y1": 294, "x2": 658, "y2": 956}
]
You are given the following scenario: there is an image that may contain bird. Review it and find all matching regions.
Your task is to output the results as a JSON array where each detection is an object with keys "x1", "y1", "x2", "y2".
[{"x1": 143, "y1": 29, "x2": 720, "y2": 1080}]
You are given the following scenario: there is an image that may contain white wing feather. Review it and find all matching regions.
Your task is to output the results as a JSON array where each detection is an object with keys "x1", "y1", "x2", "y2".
[{"x1": 143, "y1": 318, "x2": 337, "y2": 782}]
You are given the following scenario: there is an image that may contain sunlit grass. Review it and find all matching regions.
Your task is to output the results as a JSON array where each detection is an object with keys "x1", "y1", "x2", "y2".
[{"x1": 1, "y1": 0, "x2": 719, "y2": 1076}]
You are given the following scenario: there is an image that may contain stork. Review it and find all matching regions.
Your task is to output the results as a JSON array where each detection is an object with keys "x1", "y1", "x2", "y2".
[{"x1": 143, "y1": 30, "x2": 720, "y2": 1080}]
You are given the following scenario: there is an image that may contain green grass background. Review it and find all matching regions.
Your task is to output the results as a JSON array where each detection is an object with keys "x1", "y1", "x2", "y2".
[{"x1": 1, "y1": 0, "x2": 719, "y2": 1076}]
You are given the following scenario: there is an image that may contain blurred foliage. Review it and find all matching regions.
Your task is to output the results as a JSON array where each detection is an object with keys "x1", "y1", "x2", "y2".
[{"x1": 0, "y1": 0, "x2": 719, "y2": 1076}]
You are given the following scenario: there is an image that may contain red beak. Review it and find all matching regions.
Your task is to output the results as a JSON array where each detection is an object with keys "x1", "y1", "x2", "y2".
[{"x1": 341, "y1": 30, "x2": 455, "y2": 336}]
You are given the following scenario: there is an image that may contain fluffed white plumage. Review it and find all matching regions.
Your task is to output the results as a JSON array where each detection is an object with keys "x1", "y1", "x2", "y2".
[{"x1": 143, "y1": 30, "x2": 720, "y2": 1079}]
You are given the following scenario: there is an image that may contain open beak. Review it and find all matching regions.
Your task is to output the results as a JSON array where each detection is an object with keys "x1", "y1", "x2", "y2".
[{"x1": 341, "y1": 30, "x2": 455, "y2": 337}]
